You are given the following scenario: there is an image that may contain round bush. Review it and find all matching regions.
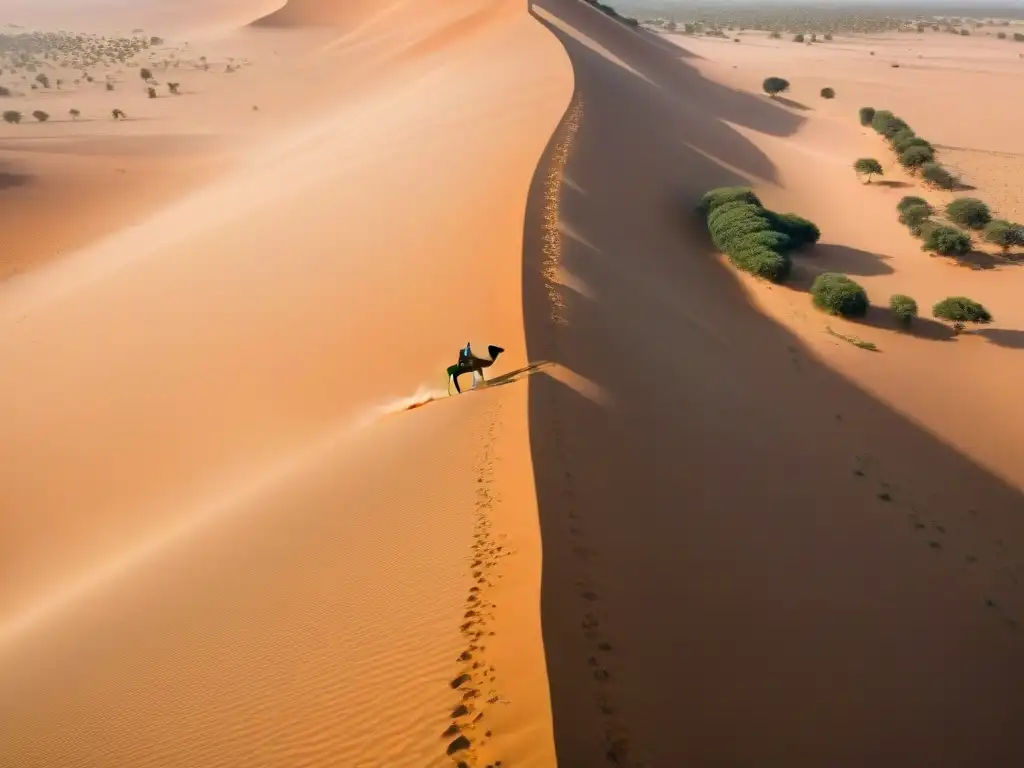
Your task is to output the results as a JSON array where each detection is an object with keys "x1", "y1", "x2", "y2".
[
  {"x1": 921, "y1": 163, "x2": 957, "y2": 190},
  {"x1": 765, "y1": 211, "x2": 821, "y2": 248},
  {"x1": 945, "y1": 197, "x2": 992, "y2": 230},
  {"x1": 811, "y1": 272, "x2": 868, "y2": 317},
  {"x1": 699, "y1": 187, "x2": 762, "y2": 216},
  {"x1": 896, "y1": 195, "x2": 932, "y2": 214},
  {"x1": 932, "y1": 297, "x2": 992, "y2": 330},
  {"x1": 889, "y1": 294, "x2": 918, "y2": 327},
  {"x1": 898, "y1": 203, "x2": 932, "y2": 234},
  {"x1": 983, "y1": 219, "x2": 1024, "y2": 252},
  {"x1": 821, "y1": 87, "x2": 836, "y2": 99},
  {"x1": 734, "y1": 246, "x2": 791, "y2": 282},
  {"x1": 921, "y1": 225, "x2": 972, "y2": 256},
  {"x1": 858, "y1": 106, "x2": 875, "y2": 125},
  {"x1": 763, "y1": 77, "x2": 790, "y2": 96},
  {"x1": 899, "y1": 145, "x2": 935, "y2": 171}
]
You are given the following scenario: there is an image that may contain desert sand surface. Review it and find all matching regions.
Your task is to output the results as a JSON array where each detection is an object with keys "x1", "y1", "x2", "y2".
[
  {"x1": 4, "y1": 0, "x2": 1024, "y2": 766},
  {"x1": 1, "y1": 0, "x2": 570, "y2": 766}
]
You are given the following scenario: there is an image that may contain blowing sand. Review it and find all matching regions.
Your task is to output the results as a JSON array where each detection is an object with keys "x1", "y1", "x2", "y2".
[{"x1": 3, "y1": 0, "x2": 1024, "y2": 766}]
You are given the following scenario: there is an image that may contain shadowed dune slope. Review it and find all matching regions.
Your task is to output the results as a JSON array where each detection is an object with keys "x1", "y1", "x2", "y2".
[
  {"x1": 0, "y1": 1, "x2": 571, "y2": 766},
  {"x1": 523, "y1": 1, "x2": 1024, "y2": 766},
  {"x1": 252, "y1": 0, "x2": 395, "y2": 27}
]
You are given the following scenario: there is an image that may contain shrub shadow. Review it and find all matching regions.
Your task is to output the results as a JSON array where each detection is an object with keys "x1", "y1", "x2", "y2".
[
  {"x1": 857, "y1": 305, "x2": 956, "y2": 341},
  {"x1": 872, "y1": 179, "x2": 912, "y2": 189},
  {"x1": 774, "y1": 95, "x2": 812, "y2": 111},
  {"x1": 977, "y1": 328, "x2": 1024, "y2": 349},
  {"x1": 0, "y1": 169, "x2": 30, "y2": 189}
]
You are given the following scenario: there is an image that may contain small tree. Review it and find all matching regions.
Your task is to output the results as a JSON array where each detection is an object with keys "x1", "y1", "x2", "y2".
[
  {"x1": 853, "y1": 158, "x2": 883, "y2": 182},
  {"x1": 820, "y1": 87, "x2": 836, "y2": 99},
  {"x1": 824, "y1": 32, "x2": 833, "y2": 40},
  {"x1": 946, "y1": 198, "x2": 992, "y2": 230},
  {"x1": 982, "y1": 220, "x2": 1024, "y2": 253},
  {"x1": 167, "y1": 81, "x2": 180, "y2": 94},
  {"x1": 899, "y1": 145, "x2": 935, "y2": 172},
  {"x1": 111, "y1": 108, "x2": 125, "y2": 119},
  {"x1": 921, "y1": 162, "x2": 957, "y2": 190},
  {"x1": 2, "y1": 110, "x2": 22, "y2": 124},
  {"x1": 147, "y1": 86, "x2": 156, "y2": 98},
  {"x1": 811, "y1": 273, "x2": 868, "y2": 318},
  {"x1": 897, "y1": 196, "x2": 932, "y2": 214},
  {"x1": 69, "y1": 108, "x2": 81, "y2": 119},
  {"x1": 889, "y1": 294, "x2": 919, "y2": 327},
  {"x1": 35, "y1": 72, "x2": 49, "y2": 88},
  {"x1": 932, "y1": 297, "x2": 992, "y2": 332},
  {"x1": 858, "y1": 106, "x2": 875, "y2": 126},
  {"x1": 762, "y1": 77, "x2": 790, "y2": 97},
  {"x1": 922, "y1": 225, "x2": 972, "y2": 256},
  {"x1": 139, "y1": 67, "x2": 152, "y2": 81},
  {"x1": 793, "y1": 33, "x2": 805, "y2": 43},
  {"x1": 31, "y1": 109, "x2": 49, "y2": 122}
]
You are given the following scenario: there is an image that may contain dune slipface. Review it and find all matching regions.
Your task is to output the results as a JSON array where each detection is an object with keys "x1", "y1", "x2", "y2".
[
  {"x1": 523, "y1": 1, "x2": 1024, "y2": 766},
  {"x1": 0, "y1": 0, "x2": 571, "y2": 766}
]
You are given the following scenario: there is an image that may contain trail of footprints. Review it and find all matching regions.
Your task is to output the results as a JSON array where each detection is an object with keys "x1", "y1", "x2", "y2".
[
  {"x1": 444, "y1": 407, "x2": 511, "y2": 768},
  {"x1": 540, "y1": 92, "x2": 641, "y2": 767},
  {"x1": 854, "y1": 453, "x2": 1021, "y2": 632}
]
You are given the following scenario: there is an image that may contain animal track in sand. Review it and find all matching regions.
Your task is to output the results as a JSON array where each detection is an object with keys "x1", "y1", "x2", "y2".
[{"x1": 441, "y1": 404, "x2": 511, "y2": 766}]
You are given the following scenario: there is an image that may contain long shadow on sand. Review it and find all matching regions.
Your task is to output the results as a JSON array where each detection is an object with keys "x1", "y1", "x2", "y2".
[{"x1": 523, "y1": 2, "x2": 1024, "y2": 766}]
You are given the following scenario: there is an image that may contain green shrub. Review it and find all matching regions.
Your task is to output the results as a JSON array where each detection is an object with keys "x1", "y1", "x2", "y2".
[
  {"x1": 900, "y1": 136, "x2": 933, "y2": 154},
  {"x1": 983, "y1": 220, "x2": 1024, "y2": 252},
  {"x1": 899, "y1": 204, "x2": 933, "y2": 235},
  {"x1": 922, "y1": 225, "x2": 972, "y2": 256},
  {"x1": 853, "y1": 157, "x2": 883, "y2": 182},
  {"x1": 871, "y1": 111, "x2": 909, "y2": 139},
  {"x1": 858, "y1": 106, "x2": 876, "y2": 125},
  {"x1": 763, "y1": 77, "x2": 790, "y2": 97},
  {"x1": 889, "y1": 294, "x2": 919, "y2": 327},
  {"x1": 811, "y1": 273, "x2": 868, "y2": 317},
  {"x1": 932, "y1": 297, "x2": 992, "y2": 332},
  {"x1": 698, "y1": 187, "x2": 762, "y2": 216},
  {"x1": 700, "y1": 186, "x2": 820, "y2": 283},
  {"x1": 898, "y1": 145, "x2": 935, "y2": 171},
  {"x1": 765, "y1": 211, "x2": 821, "y2": 248},
  {"x1": 897, "y1": 196, "x2": 933, "y2": 214},
  {"x1": 921, "y1": 163, "x2": 957, "y2": 190},
  {"x1": 946, "y1": 198, "x2": 992, "y2": 230},
  {"x1": 889, "y1": 127, "x2": 917, "y2": 151},
  {"x1": 821, "y1": 87, "x2": 836, "y2": 99}
]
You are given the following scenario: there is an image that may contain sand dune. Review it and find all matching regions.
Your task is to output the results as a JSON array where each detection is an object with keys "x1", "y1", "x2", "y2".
[
  {"x1": 1, "y1": 0, "x2": 569, "y2": 765},
  {"x1": 5, "y1": 0, "x2": 1024, "y2": 765},
  {"x1": 523, "y1": 1, "x2": 1024, "y2": 765}
]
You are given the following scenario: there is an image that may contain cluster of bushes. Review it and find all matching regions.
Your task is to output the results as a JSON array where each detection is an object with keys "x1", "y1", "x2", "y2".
[
  {"x1": 896, "y1": 195, "x2": 1023, "y2": 258},
  {"x1": 699, "y1": 187, "x2": 820, "y2": 282},
  {"x1": 858, "y1": 107, "x2": 959, "y2": 189}
]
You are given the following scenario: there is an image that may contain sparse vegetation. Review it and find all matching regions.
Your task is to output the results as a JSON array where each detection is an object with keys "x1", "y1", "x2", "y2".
[
  {"x1": 167, "y1": 81, "x2": 180, "y2": 94},
  {"x1": 34, "y1": 72, "x2": 48, "y2": 88},
  {"x1": 111, "y1": 108, "x2": 125, "y2": 119},
  {"x1": 2, "y1": 109, "x2": 21, "y2": 123},
  {"x1": 0, "y1": 85, "x2": 10, "y2": 97},
  {"x1": 793, "y1": 33, "x2": 805, "y2": 43},
  {"x1": 820, "y1": 87, "x2": 835, "y2": 99},
  {"x1": 983, "y1": 220, "x2": 1024, "y2": 253},
  {"x1": 946, "y1": 198, "x2": 992, "y2": 230},
  {"x1": 811, "y1": 273, "x2": 868, "y2": 318},
  {"x1": 921, "y1": 224, "x2": 972, "y2": 257},
  {"x1": 31, "y1": 109, "x2": 48, "y2": 122},
  {"x1": 147, "y1": 86, "x2": 156, "y2": 98},
  {"x1": 858, "y1": 106, "x2": 875, "y2": 126},
  {"x1": 932, "y1": 297, "x2": 992, "y2": 332},
  {"x1": 700, "y1": 187, "x2": 819, "y2": 283},
  {"x1": 69, "y1": 107, "x2": 80, "y2": 119},
  {"x1": 825, "y1": 326, "x2": 877, "y2": 350},
  {"x1": 762, "y1": 77, "x2": 790, "y2": 97},
  {"x1": 853, "y1": 157, "x2": 883, "y2": 182},
  {"x1": 140, "y1": 67, "x2": 153, "y2": 81},
  {"x1": 889, "y1": 294, "x2": 918, "y2": 327}
]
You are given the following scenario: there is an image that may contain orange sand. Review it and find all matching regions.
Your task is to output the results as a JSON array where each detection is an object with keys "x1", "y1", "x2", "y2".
[{"x1": 4, "y1": 1, "x2": 1024, "y2": 766}]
